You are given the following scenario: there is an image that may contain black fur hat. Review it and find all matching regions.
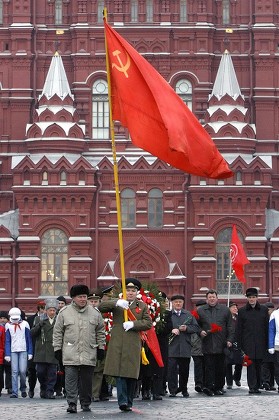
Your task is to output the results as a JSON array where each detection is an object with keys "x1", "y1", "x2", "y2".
[{"x1": 70, "y1": 284, "x2": 89, "y2": 298}]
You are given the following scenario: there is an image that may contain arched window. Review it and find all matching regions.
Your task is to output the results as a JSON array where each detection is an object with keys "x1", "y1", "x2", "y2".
[
  {"x1": 223, "y1": 0, "x2": 230, "y2": 25},
  {"x1": 92, "y1": 79, "x2": 109, "y2": 139},
  {"x1": 131, "y1": 0, "x2": 138, "y2": 23},
  {"x1": 146, "y1": 0, "x2": 153, "y2": 23},
  {"x1": 175, "y1": 79, "x2": 192, "y2": 111},
  {"x1": 60, "y1": 170, "x2": 67, "y2": 185},
  {"x1": 121, "y1": 188, "x2": 136, "y2": 228},
  {"x1": 97, "y1": 0, "x2": 104, "y2": 23},
  {"x1": 148, "y1": 188, "x2": 163, "y2": 228},
  {"x1": 55, "y1": 0, "x2": 62, "y2": 25},
  {"x1": 236, "y1": 170, "x2": 242, "y2": 185},
  {"x1": 41, "y1": 229, "x2": 68, "y2": 296},
  {"x1": 180, "y1": 0, "x2": 187, "y2": 23},
  {"x1": 42, "y1": 170, "x2": 48, "y2": 185},
  {"x1": 216, "y1": 227, "x2": 243, "y2": 295}
]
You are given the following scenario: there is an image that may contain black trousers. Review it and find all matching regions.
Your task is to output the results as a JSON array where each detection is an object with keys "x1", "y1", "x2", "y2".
[
  {"x1": 65, "y1": 365, "x2": 94, "y2": 407},
  {"x1": 247, "y1": 359, "x2": 262, "y2": 390},
  {"x1": 192, "y1": 355, "x2": 204, "y2": 387},
  {"x1": 167, "y1": 357, "x2": 190, "y2": 394},
  {"x1": 226, "y1": 363, "x2": 242, "y2": 386},
  {"x1": 203, "y1": 353, "x2": 225, "y2": 391}
]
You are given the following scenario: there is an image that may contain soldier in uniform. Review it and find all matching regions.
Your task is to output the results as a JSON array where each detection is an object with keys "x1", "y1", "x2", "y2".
[{"x1": 99, "y1": 278, "x2": 152, "y2": 412}]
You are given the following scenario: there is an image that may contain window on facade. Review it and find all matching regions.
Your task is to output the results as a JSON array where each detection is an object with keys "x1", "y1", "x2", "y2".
[
  {"x1": 223, "y1": 0, "x2": 230, "y2": 25},
  {"x1": 60, "y1": 170, "x2": 67, "y2": 185},
  {"x1": 121, "y1": 188, "x2": 136, "y2": 228},
  {"x1": 92, "y1": 79, "x2": 109, "y2": 139},
  {"x1": 55, "y1": 0, "x2": 62, "y2": 25},
  {"x1": 180, "y1": 0, "x2": 187, "y2": 23},
  {"x1": 0, "y1": 0, "x2": 3, "y2": 25},
  {"x1": 131, "y1": 0, "x2": 138, "y2": 23},
  {"x1": 97, "y1": 0, "x2": 104, "y2": 23},
  {"x1": 41, "y1": 229, "x2": 68, "y2": 296},
  {"x1": 42, "y1": 170, "x2": 48, "y2": 185},
  {"x1": 148, "y1": 188, "x2": 163, "y2": 228},
  {"x1": 216, "y1": 227, "x2": 243, "y2": 295},
  {"x1": 236, "y1": 170, "x2": 242, "y2": 185},
  {"x1": 146, "y1": 0, "x2": 153, "y2": 23},
  {"x1": 175, "y1": 79, "x2": 192, "y2": 111}
]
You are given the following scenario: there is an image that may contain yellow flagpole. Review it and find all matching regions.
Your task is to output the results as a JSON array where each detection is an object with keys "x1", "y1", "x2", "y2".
[{"x1": 103, "y1": 8, "x2": 128, "y2": 321}]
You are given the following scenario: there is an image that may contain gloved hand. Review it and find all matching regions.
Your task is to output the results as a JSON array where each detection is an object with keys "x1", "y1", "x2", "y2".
[
  {"x1": 4, "y1": 356, "x2": 11, "y2": 363},
  {"x1": 28, "y1": 354, "x2": 33, "y2": 360},
  {"x1": 116, "y1": 299, "x2": 129, "y2": 310},
  {"x1": 268, "y1": 348, "x2": 275, "y2": 355},
  {"x1": 97, "y1": 348, "x2": 105, "y2": 361},
  {"x1": 54, "y1": 349, "x2": 63, "y2": 365},
  {"x1": 123, "y1": 321, "x2": 134, "y2": 331}
]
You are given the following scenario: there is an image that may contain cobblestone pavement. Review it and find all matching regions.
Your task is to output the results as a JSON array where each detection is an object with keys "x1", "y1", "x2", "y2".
[{"x1": 1, "y1": 365, "x2": 279, "y2": 420}]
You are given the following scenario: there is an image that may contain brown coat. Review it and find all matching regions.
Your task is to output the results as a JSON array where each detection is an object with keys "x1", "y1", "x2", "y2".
[{"x1": 98, "y1": 299, "x2": 152, "y2": 379}]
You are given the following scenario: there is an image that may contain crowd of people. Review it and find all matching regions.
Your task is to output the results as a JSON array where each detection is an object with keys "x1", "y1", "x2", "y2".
[{"x1": 0, "y1": 282, "x2": 279, "y2": 414}]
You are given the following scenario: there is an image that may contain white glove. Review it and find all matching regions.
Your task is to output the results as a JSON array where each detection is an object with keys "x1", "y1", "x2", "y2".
[
  {"x1": 268, "y1": 348, "x2": 275, "y2": 355},
  {"x1": 28, "y1": 354, "x2": 33, "y2": 360},
  {"x1": 4, "y1": 356, "x2": 11, "y2": 362},
  {"x1": 116, "y1": 299, "x2": 129, "y2": 310},
  {"x1": 123, "y1": 321, "x2": 134, "y2": 331}
]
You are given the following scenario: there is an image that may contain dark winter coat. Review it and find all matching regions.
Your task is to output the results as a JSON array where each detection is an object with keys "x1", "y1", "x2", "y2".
[
  {"x1": 197, "y1": 303, "x2": 234, "y2": 354},
  {"x1": 169, "y1": 309, "x2": 200, "y2": 358},
  {"x1": 31, "y1": 316, "x2": 58, "y2": 365},
  {"x1": 99, "y1": 299, "x2": 152, "y2": 379},
  {"x1": 236, "y1": 301, "x2": 269, "y2": 359}
]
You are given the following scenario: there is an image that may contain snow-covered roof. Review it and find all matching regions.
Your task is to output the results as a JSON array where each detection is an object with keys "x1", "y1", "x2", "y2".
[
  {"x1": 39, "y1": 52, "x2": 74, "y2": 101},
  {"x1": 209, "y1": 50, "x2": 243, "y2": 100}
]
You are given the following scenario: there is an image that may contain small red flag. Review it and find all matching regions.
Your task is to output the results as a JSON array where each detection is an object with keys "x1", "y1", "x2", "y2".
[
  {"x1": 230, "y1": 225, "x2": 250, "y2": 283},
  {"x1": 104, "y1": 20, "x2": 233, "y2": 179}
]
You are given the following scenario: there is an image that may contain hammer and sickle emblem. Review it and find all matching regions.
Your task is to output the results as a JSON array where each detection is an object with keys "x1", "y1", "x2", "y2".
[{"x1": 112, "y1": 50, "x2": 131, "y2": 78}]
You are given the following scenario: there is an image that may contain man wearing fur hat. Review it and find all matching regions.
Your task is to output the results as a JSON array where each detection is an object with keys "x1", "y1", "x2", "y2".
[
  {"x1": 53, "y1": 284, "x2": 106, "y2": 414},
  {"x1": 237, "y1": 287, "x2": 269, "y2": 394},
  {"x1": 98, "y1": 278, "x2": 152, "y2": 412},
  {"x1": 31, "y1": 299, "x2": 59, "y2": 399}
]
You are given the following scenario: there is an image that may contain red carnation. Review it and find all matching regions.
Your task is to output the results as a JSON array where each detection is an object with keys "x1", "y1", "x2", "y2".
[
  {"x1": 191, "y1": 310, "x2": 199, "y2": 320},
  {"x1": 242, "y1": 354, "x2": 253, "y2": 367},
  {"x1": 209, "y1": 323, "x2": 222, "y2": 333}
]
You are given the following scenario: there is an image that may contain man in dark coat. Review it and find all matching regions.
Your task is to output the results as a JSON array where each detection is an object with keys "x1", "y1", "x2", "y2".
[
  {"x1": 237, "y1": 287, "x2": 269, "y2": 394},
  {"x1": 26, "y1": 300, "x2": 46, "y2": 398},
  {"x1": 197, "y1": 289, "x2": 234, "y2": 396},
  {"x1": 31, "y1": 299, "x2": 59, "y2": 399},
  {"x1": 168, "y1": 294, "x2": 200, "y2": 398},
  {"x1": 98, "y1": 278, "x2": 152, "y2": 412}
]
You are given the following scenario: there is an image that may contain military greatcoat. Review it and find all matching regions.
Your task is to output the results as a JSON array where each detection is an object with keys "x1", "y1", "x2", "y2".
[{"x1": 98, "y1": 299, "x2": 152, "y2": 379}]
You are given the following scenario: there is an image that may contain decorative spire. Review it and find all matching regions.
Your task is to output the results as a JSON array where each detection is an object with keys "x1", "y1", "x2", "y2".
[
  {"x1": 39, "y1": 52, "x2": 74, "y2": 101},
  {"x1": 209, "y1": 50, "x2": 243, "y2": 101}
]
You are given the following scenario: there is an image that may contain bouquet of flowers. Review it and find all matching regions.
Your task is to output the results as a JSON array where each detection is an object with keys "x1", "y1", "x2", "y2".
[{"x1": 103, "y1": 312, "x2": 113, "y2": 350}]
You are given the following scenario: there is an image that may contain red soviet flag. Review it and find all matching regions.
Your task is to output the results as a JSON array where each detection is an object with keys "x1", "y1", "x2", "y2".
[
  {"x1": 230, "y1": 225, "x2": 250, "y2": 283},
  {"x1": 104, "y1": 20, "x2": 233, "y2": 179}
]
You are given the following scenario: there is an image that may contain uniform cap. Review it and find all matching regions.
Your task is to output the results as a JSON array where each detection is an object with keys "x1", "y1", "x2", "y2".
[{"x1": 125, "y1": 278, "x2": 142, "y2": 290}]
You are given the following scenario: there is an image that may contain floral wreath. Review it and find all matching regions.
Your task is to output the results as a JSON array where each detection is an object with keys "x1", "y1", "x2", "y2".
[
  {"x1": 118, "y1": 282, "x2": 166, "y2": 332},
  {"x1": 103, "y1": 312, "x2": 113, "y2": 350}
]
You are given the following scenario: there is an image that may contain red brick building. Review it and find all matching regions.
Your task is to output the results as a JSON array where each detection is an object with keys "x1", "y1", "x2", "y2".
[{"x1": 1, "y1": 1, "x2": 279, "y2": 312}]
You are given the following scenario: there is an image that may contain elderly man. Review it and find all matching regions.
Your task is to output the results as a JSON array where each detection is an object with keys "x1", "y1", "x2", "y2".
[
  {"x1": 98, "y1": 278, "x2": 152, "y2": 412},
  {"x1": 237, "y1": 287, "x2": 269, "y2": 394},
  {"x1": 197, "y1": 289, "x2": 233, "y2": 396},
  {"x1": 168, "y1": 294, "x2": 200, "y2": 398},
  {"x1": 31, "y1": 298, "x2": 59, "y2": 399},
  {"x1": 53, "y1": 284, "x2": 106, "y2": 414}
]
